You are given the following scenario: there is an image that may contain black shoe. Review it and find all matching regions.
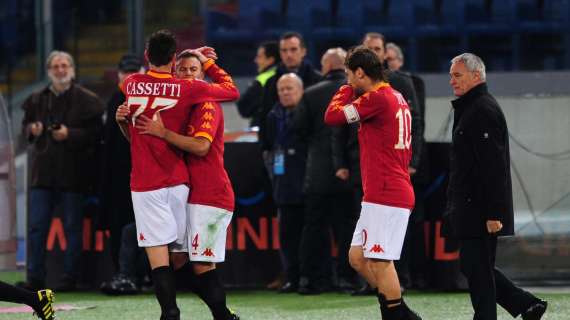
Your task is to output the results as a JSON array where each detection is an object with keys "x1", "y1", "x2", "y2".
[
  {"x1": 55, "y1": 274, "x2": 76, "y2": 292},
  {"x1": 31, "y1": 289, "x2": 55, "y2": 320},
  {"x1": 402, "y1": 300, "x2": 422, "y2": 320},
  {"x1": 522, "y1": 299, "x2": 547, "y2": 320},
  {"x1": 228, "y1": 308, "x2": 240, "y2": 320},
  {"x1": 298, "y1": 283, "x2": 322, "y2": 295},
  {"x1": 351, "y1": 284, "x2": 376, "y2": 296},
  {"x1": 336, "y1": 278, "x2": 356, "y2": 293},
  {"x1": 278, "y1": 281, "x2": 298, "y2": 293},
  {"x1": 100, "y1": 274, "x2": 139, "y2": 295},
  {"x1": 160, "y1": 308, "x2": 180, "y2": 320}
]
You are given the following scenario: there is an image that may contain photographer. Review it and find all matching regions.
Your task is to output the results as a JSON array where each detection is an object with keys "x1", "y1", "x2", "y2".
[{"x1": 20, "y1": 50, "x2": 105, "y2": 292}]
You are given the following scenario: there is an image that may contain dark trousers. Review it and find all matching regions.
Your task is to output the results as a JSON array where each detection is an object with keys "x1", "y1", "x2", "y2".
[
  {"x1": 300, "y1": 192, "x2": 356, "y2": 285},
  {"x1": 108, "y1": 201, "x2": 135, "y2": 269},
  {"x1": 460, "y1": 236, "x2": 536, "y2": 320},
  {"x1": 278, "y1": 204, "x2": 305, "y2": 284},
  {"x1": 28, "y1": 188, "x2": 84, "y2": 282},
  {"x1": 118, "y1": 223, "x2": 149, "y2": 279}
]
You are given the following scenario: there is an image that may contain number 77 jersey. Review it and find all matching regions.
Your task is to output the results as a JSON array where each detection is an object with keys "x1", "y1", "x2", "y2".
[
  {"x1": 324, "y1": 83, "x2": 415, "y2": 210},
  {"x1": 122, "y1": 63, "x2": 239, "y2": 192}
]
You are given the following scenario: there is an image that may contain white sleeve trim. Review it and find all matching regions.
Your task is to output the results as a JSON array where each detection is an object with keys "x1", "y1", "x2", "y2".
[{"x1": 343, "y1": 104, "x2": 360, "y2": 123}]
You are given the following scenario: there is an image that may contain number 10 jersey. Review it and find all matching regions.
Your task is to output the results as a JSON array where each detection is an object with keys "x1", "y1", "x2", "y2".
[{"x1": 324, "y1": 84, "x2": 414, "y2": 209}]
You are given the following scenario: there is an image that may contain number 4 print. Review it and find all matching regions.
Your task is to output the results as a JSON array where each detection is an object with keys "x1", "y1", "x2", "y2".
[
  {"x1": 127, "y1": 96, "x2": 178, "y2": 125},
  {"x1": 192, "y1": 234, "x2": 199, "y2": 251}
]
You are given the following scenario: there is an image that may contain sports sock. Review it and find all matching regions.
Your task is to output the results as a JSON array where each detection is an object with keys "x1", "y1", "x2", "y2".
[
  {"x1": 0, "y1": 280, "x2": 37, "y2": 307},
  {"x1": 377, "y1": 292, "x2": 403, "y2": 320},
  {"x1": 194, "y1": 269, "x2": 232, "y2": 320},
  {"x1": 151, "y1": 266, "x2": 179, "y2": 317},
  {"x1": 174, "y1": 262, "x2": 197, "y2": 291}
]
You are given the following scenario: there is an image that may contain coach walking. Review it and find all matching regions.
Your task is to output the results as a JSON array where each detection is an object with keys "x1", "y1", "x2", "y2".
[{"x1": 444, "y1": 53, "x2": 547, "y2": 320}]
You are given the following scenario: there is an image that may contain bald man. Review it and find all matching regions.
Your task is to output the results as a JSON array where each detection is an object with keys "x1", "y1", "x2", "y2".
[
  {"x1": 264, "y1": 73, "x2": 308, "y2": 294},
  {"x1": 292, "y1": 48, "x2": 357, "y2": 294}
]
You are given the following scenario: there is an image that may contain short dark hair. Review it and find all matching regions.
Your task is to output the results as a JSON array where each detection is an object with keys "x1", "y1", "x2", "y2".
[
  {"x1": 280, "y1": 31, "x2": 306, "y2": 49},
  {"x1": 260, "y1": 41, "x2": 280, "y2": 64},
  {"x1": 363, "y1": 32, "x2": 386, "y2": 47},
  {"x1": 176, "y1": 51, "x2": 200, "y2": 62},
  {"x1": 345, "y1": 46, "x2": 386, "y2": 82},
  {"x1": 146, "y1": 29, "x2": 177, "y2": 67}
]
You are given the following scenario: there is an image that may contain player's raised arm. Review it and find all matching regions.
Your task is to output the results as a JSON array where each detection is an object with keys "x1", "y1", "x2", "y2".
[
  {"x1": 181, "y1": 48, "x2": 240, "y2": 104},
  {"x1": 324, "y1": 85, "x2": 356, "y2": 126}
]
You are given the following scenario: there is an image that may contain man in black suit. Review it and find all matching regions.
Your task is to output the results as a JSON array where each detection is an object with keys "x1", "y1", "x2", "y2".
[
  {"x1": 294, "y1": 48, "x2": 356, "y2": 294},
  {"x1": 445, "y1": 52, "x2": 547, "y2": 320}
]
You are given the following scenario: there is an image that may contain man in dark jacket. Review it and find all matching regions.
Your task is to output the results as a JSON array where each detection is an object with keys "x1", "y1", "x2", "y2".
[
  {"x1": 259, "y1": 32, "x2": 322, "y2": 151},
  {"x1": 294, "y1": 48, "x2": 356, "y2": 294},
  {"x1": 99, "y1": 54, "x2": 144, "y2": 293},
  {"x1": 237, "y1": 41, "x2": 280, "y2": 128},
  {"x1": 386, "y1": 42, "x2": 429, "y2": 289},
  {"x1": 445, "y1": 53, "x2": 547, "y2": 320},
  {"x1": 21, "y1": 50, "x2": 105, "y2": 291},
  {"x1": 265, "y1": 73, "x2": 307, "y2": 294}
]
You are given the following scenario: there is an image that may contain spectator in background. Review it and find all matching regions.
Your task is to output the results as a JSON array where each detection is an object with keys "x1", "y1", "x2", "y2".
[
  {"x1": 386, "y1": 42, "x2": 429, "y2": 290},
  {"x1": 99, "y1": 54, "x2": 146, "y2": 294},
  {"x1": 445, "y1": 53, "x2": 547, "y2": 320},
  {"x1": 237, "y1": 41, "x2": 280, "y2": 129},
  {"x1": 259, "y1": 32, "x2": 322, "y2": 152},
  {"x1": 265, "y1": 73, "x2": 307, "y2": 294},
  {"x1": 294, "y1": 48, "x2": 356, "y2": 294},
  {"x1": 385, "y1": 42, "x2": 404, "y2": 72},
  {"x1": 100, "y1": 53, "x2": 144, "y2": 270},
  {"x1": 20, "y1": 50, "x2": 105, "y2": 291}
]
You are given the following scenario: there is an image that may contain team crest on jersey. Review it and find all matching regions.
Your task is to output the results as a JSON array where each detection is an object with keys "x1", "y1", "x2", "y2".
[
  {"x1": 202, "y1": 112, "x2": 214, "y2": 121},
  {"x1": 201, "y1": 102, "x2": 215, "y2": 110}
]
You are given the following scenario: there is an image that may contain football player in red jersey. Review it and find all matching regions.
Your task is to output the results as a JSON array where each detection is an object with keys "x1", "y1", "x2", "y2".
[
  {"x1": 115, "y1": 30, "x2": 238, "y2": 320},
  {"x1": 324, "y1": 47, "x2": 421, "y2": 320},
  {"x1": 134, "y1": 50, "x2": 238, "y2": 320}
]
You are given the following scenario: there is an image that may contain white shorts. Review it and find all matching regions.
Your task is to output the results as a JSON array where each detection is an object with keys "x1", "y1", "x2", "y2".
[
  {"x1": 351, "y1": 202, "x2": 411, "y2": 260},
  {"x1": 185, "y1": 204, "x2": 233, "y2": 263},
  {"x1": 131, "y1": 184, "x2": 189, "y2": 249}
]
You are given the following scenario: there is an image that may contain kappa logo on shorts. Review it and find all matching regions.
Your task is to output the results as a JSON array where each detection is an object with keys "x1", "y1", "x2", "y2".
[
  {"x1": 201, "y1": 248, "x2": 215, "y2": 257},
  {"x1": 369, "y1": 244, "x2": 384, "y2": 253},
  {"x1": 139, "y1": 233, "x2": 146, "y2": 241}
]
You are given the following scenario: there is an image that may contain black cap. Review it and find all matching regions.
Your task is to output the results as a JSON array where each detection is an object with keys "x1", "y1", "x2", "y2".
[{"x1": 118, "y1": 54, "x2": 143, "y2": 72}]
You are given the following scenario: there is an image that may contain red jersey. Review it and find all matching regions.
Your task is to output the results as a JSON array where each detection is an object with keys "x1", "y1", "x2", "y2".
[
  {"x1": 121, "y1": 62, "x2": 239, "y2": 191},
  {"x1": 186, "y1": 101, "x2": 235, "y2": 211},
  {"x1": 324, "y1": 84, "x2": 414, "y2": 209}
]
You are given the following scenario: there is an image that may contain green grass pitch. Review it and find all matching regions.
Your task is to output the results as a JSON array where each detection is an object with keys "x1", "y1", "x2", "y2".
[{"x1": 0, "y1": 273, "x2": 567, "y2": 319}]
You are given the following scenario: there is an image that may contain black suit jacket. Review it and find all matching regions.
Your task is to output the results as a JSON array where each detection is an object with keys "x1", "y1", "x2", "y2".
[
  {"x1": 443, "y1": 83, "x2": 514, "y2": 238},
  {"x1": 294, "y1": 69, "x2": 352, "y2": 194}
]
